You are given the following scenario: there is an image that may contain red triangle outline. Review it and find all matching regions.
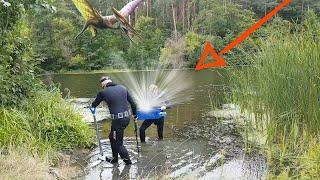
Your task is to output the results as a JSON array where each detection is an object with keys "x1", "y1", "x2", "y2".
[{"x1": 195, "y1": 42, "x2": 227, "y2": 71}]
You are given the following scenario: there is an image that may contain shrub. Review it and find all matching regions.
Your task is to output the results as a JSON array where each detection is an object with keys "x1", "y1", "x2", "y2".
[{"x1": 0, "y1": 89, "x2": 94, "y2": 155}]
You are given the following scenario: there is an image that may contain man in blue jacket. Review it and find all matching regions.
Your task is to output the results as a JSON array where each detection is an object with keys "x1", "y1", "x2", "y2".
[
  {"x1": 139, "y1": 84, "x2": 170, "y2": 143},
  {"x1": 91, "y1": 76, "x2": 137, "y2": 165}
]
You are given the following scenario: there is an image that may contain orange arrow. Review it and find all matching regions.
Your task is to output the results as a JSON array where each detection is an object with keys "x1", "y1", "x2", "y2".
[
  {"x1": 195, "y1": 0, "x2": 292, "y2": 70},
  {"x1": 195, "y1": 42, "x2": 227, "y2": 70}
]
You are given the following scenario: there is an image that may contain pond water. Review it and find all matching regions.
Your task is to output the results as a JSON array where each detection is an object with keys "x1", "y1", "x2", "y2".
[{"x1": 45, "y1": 69, "x2": 266, "y2": 179}]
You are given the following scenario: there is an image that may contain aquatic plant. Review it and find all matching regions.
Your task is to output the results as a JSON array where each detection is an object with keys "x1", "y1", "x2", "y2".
[{"x1": 232, "y1": 11, "x2": 320, "y2": 177}]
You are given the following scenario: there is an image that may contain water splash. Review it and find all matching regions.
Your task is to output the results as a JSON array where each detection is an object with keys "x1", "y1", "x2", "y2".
[{"x1": 113, "y1": 69, "x2": 193, "y2": 112}]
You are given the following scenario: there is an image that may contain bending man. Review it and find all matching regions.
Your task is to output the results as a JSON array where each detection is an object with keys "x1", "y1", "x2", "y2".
[
  {"x1": 91, "y1": 76, "x2": 137, "y2": 165},
  {"x1": 139, "y1": 84, "x2": 171, "y2": 143}
]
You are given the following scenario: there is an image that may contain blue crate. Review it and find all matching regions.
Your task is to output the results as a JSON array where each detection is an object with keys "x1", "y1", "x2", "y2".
[{"x1": 136, "y1": 108, "x2": 167, "y2": 121}]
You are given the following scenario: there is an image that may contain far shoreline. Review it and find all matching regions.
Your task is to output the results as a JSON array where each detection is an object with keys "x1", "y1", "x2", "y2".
[{"x1": 39, "y1": 65, "x2": 252, "y2": 76}]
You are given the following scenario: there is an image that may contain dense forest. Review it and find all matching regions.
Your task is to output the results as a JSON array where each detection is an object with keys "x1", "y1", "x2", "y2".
[{"x1": 2, "y1": 0, "x2": 319, "y2": 72}]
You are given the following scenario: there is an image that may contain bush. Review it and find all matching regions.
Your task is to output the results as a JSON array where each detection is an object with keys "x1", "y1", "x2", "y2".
[
  {"x1": 160, "y1": 33, "x2": 187, "y2": 68},
  {"x1": 0, "y1": 18, "x2": 42, "y2": 107},
  {"x1": 0, "y1": 89, "x2": 94, "y2": 156}
]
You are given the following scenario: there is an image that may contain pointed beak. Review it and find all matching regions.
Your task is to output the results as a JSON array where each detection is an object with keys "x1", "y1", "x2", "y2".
[{"x1": 111, "y1": 7, "x2": 140, "y2": 37}]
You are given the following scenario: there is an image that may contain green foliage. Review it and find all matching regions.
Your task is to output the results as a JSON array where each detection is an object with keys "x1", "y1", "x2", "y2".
[
  {"x1": 238, "y1": 0, "x2": 320, "y2": 22},
  {"x1": 2, "y1": 0, "x2": 319, "y2": 72},
  {"x1": 29, "y1": 1, "x2": 78, "y2": 71},
  {"x1": 0, "y1": 10, "x2": 42, "y2": 106},
  {"x1": 232, "y1": 11, "x2": 320, "y2": 177},
  {"x1": 194, "y1": 1, "x2": 255, "y2": 38},
  {"x1": 70, "y1": 54, "x2": 86, "y2": 68},
  {"x1": 184, "y1": 31, "x2": 200, "y2": 53},
  {"x1": 160, "y1": 34, "x2": 187, "y2": 68},
  {"x1": 192, "y1": 1, "x2": 256, "y2": 65},
  {"x1": 0, "y1": 0, "x2": 34, "y2": 32},
  {"x1": 182, "y1": 31, "x2": 201, "y2": 67},
  {"x1": 125, "y1": 16, "x2": 165, "y2": 69},
  {"x1": 300, "y1": 144, "x2": 320, "y2": 179},
  {"x1": 0, "y1": 0, "x2": 94, "y2": 159},
  {"x1": 23, "y1": 89, "x2": 94, "y2": 150},
  {"x1": 0, "y1": 89, "x2": 94, "y2": 155}
]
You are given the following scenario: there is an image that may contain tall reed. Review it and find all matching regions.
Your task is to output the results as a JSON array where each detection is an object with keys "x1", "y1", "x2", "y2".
[{"x1": 232, "y1": 11, "x2": 320, "y2": 177}]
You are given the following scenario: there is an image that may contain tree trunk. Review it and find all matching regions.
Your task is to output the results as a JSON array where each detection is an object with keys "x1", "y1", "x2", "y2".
[
  {"x1": 301, "y1": 0, "x2": 304, "y2": 14},
  {"x1": 193, "y1": 1, "x2": 196, "y2": 22},
  {"x1": 131, "y1": 9, "x2": 136, "y2": 27},
  {"x1": 171, "y1": 2, "x2": 177, "y2": 38},
  {"x1": 264, "y1": 1, "x2": 267, "y2": 16},
  {"x1": 149, "y1": 0, "x2": 152, "y2": 17},
  {"x1": 196, "y1": 0, "x2": 200, "y2": 15},
  {"x1": 146, "y1": 0, "x2": 152, "y2": 17},
  {"x1": 187, "y1": 0, "x2": 191, "y2": 30},
  {"x1": 182, "y1": 0, "x2": 185, "y2": 31},
  {"x1": 146, "y1": 0, "x2": 149, "y2": 17}
]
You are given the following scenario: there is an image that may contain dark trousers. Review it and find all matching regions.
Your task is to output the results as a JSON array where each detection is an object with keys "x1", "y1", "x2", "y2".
[
  {"x1": 139, "y1": 117, "x2": 164, "y2": 142},
  {"x1": 109, "y1": 118, "x2": 130, "y2": 161}
]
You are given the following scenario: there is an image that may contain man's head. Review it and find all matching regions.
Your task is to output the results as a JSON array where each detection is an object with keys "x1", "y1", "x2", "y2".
[
  {"x1": 100, "y1": 76, "x2": 112, "y2": 88},
  {"x1": 149, "y1": 84, "x2": 158, "y2": 97}
]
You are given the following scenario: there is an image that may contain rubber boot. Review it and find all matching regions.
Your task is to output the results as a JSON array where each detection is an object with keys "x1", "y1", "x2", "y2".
[
  {"x1": 123, "y1": 158, "x2": 132, "y2": 165},
  {"x1": 106, "y1": 157, "x2": 118, "y2": 164}
]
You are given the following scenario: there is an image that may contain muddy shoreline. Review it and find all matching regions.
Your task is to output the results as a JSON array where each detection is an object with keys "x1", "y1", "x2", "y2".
[{"x1": 170, "y1": 111, "x2": 266, "y2": 179}]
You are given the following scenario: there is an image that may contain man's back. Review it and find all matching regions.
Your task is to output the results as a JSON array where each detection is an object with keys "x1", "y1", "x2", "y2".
[
  {"x1": 103, "y1": 84, "x2": 128, "y2": 114},
  {"x1": 92, "y1": 83, "x2": 136, "y2": 116}
]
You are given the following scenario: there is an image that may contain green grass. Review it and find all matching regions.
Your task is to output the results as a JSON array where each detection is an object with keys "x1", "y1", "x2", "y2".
[
  {"x1": 232, "y1": 12, "x2": 320, "y2": 178},
  {"x1": 0, "y1": 89, "x2": 94, "y2": 158}
]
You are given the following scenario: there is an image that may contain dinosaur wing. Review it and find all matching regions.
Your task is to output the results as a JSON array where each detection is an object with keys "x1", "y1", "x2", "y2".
[
  {"x1": 71, "y1": 0, "x2": 101, "y2": 21},
  {"x1": 72, "y1": 0, "x2": 101, "y2": 37}
]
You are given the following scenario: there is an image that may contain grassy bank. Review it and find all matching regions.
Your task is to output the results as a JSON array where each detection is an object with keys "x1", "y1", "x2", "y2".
[
  {"x1": 0, "y1": 89, "x2": 94, "y2": 154},
  {"x1": 232, "y1": 12, "x2": 320, "y2": 178},
  {"x1": 0, "y1": 149, "x2": 54, "y2": 180},
  {"x1": 0, "y1": 89, "x2": 94, "y2": 179}
]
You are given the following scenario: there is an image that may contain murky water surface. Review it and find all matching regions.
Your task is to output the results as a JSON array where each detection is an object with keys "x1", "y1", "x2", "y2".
[{"x1": 47, "y1": 70, "x2": 266, "y2": 179}]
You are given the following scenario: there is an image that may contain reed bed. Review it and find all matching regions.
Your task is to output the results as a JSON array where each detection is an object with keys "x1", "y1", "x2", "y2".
[{"x1": 232, "y1": 12, "x2": 320, "y2": 178}]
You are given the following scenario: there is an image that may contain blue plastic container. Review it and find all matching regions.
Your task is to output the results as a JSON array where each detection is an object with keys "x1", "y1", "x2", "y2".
[{"x1": 136, "y1": 108, "x2": 167, "y2": 121}]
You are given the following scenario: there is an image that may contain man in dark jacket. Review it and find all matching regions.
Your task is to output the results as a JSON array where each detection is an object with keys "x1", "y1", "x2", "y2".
[{"x1": 91, "y1": 76, "x2": 137, "y2": 165}]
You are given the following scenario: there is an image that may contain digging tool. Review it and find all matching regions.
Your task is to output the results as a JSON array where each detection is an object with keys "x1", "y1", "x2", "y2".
[
  {"x1": 90, "y1": 107, "x2": 104, "y2": 159},
  {"x1": 133, "y1": 117, "x2": 140, "y2": 154}
]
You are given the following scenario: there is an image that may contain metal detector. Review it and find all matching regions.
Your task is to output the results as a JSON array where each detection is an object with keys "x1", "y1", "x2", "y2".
[{"x1": 90, "y1": 107, "x2": 105, "y2": 162}]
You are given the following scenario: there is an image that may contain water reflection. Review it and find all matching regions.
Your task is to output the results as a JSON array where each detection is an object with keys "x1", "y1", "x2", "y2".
[
  {"x1": 84, "y1": 137, "x2": 265, "y2": 179},
  {"x1": 84, "y1": 138, "x2": 211, "y2": 179}
]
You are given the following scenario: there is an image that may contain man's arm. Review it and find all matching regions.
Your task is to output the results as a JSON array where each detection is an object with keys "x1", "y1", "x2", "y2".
[
  {"x1": 91, "y1": 92, "x2": 103, "y2": 108},
  {"x1": 160, "y1": 100, "x2": 172, "y2": 110},
  {"x1": 127, "y1": 91, "x2": 137, "y2": 116},
  {"x1": 164, "y1": 100, "x2": 173, "y2": 109}
]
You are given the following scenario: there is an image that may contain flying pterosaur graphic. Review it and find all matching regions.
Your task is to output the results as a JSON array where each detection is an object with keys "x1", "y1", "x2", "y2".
[{"x1": 71, "y1": 0, "x2": 143, "y2": 42}]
